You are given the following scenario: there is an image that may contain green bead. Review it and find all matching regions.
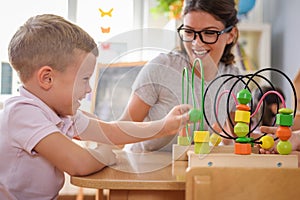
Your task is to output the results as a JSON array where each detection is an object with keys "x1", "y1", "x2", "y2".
[
  {"x1": 177, "y1": 136, "x2": 190, "y2": 146},
  {"x1": 276, "y1": 113, "x2": 294, "y2": 126},
  {"x1": 276, "y1": 140, "x2": 292, "y2": 155},
  {"x1": 235, "y1": 137, "x2": 253, "y2": 143},
  {"x1": 188, "y1": 109, "x2": 202, "y2": 123},
  {"x1": 194, "y1": 142, "x2": 210, "y2": 154},
  {"x1": 234, "y1": 122, "x2": 249, "y2": 137},
  {"x1": 279, "y1": 108, "x2": 293, "y2": 115},
  {"x1": 237, "y1": 89, "x2": 252, "y2": 105}
]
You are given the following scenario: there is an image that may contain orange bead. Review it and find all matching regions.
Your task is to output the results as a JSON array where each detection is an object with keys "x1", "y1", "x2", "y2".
[
  {"x1": 234, "y1": 143, "x2": 251, "y2": 155},
  {"x1": 276, "y1": 126, "x2": 292, "y2": 141},
  {"x1": 236, "y1": 104, "x2": 251, "y2": 111}
]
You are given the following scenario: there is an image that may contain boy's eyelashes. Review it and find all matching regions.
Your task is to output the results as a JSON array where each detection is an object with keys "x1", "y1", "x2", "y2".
[{"x1": 83, "y1": 77, "x2": 90, "y2": 81}]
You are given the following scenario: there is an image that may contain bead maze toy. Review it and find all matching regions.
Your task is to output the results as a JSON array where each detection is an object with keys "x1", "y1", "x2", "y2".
[{"x1": 172, "y1": 58, "x2": 298, "y2": 168}]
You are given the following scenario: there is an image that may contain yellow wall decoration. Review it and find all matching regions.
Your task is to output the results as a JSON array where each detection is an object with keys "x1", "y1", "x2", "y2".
[{"x1": 98, "y1": 8, "x2": 114, "y2": 17}]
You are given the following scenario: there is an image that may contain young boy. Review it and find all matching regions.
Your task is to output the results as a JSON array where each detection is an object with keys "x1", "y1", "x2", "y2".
[{"x1": 0, "y1": 14, "x2": 191, "y2": 199}]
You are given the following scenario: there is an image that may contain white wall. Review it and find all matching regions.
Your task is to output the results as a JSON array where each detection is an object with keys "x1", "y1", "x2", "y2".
[{"x1": 263, "y1": 0, "x2": 300, "y2": 107}]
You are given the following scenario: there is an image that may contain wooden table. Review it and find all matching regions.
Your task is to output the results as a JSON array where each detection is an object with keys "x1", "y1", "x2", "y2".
[
  {"x1": 71, "y1": 150, "x2": 188, "y2": 200},
  {"x1": 71, "y1": 147, "x2": 300, "y2": 200}
]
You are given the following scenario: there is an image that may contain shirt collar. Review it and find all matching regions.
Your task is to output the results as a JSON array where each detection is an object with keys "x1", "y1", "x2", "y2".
[{"x1": 19, "y1": 86, "x2": 72, "y2": 128}]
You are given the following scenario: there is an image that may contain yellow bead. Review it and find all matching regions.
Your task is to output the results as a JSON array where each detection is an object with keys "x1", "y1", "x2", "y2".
[
  {"x1": 259, "y1": 135, "x2": 275, "y2": 150},
  {"x1": 194, "y1": 131, "x2": 210, "y2": 143},
  {"x1": 210, "y1": 133, "x2": 222, "y2": 146},
  {"x1": 235, "y1": 110, "x2": 250, "y2": 123}
]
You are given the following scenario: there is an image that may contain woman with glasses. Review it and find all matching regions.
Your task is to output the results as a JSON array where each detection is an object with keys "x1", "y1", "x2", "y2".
[{"x1": 121, "y1": 0, "x2": 241, "y2": 152}]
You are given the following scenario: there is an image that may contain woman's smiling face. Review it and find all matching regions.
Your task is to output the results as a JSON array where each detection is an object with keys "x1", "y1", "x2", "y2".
[{"x1": 182, "y1": 11, "x2": 235, "y2": 68}]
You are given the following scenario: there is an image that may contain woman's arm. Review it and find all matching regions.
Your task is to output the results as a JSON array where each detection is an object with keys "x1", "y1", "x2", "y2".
[
  {"x1": 292, "y1": 113, "x2": 300, "y2": 131},
  {"x1": 119, "y1": 93, "x2": 151, "y2": 121}
]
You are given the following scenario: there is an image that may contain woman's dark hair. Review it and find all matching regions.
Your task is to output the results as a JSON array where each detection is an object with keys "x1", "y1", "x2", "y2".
[
  {"x1": 182, "y1": 0, "x2": 239, "y2": 65},
  {"x1": 253, "y1": 86, "x2": 286, "y2": 126}
]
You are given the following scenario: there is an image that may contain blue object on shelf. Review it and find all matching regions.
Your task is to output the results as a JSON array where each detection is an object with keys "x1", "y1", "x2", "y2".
[{"x1": 238, "y1": 0, "x2": 256, "y2": 16}]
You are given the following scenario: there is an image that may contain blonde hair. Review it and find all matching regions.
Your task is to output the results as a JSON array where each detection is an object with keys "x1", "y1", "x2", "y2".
[{"x1": 8, "y1": 14, "x2": 98, "y2": 83}]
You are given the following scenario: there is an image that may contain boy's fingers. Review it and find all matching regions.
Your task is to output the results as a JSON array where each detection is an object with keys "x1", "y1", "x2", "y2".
[
  {"x1": 182, "y1": 113, "x2": 190, "y2": 124},
  {"x1": 179, "y1": 104, "x2": 192, "y2": 113}
]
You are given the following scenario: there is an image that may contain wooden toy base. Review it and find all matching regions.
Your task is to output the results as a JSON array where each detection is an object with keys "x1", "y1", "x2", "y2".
[
  {"x1": 187, "y1": 151, "x2": 298, "y2": 168},
  {"x1": 186, "y1": 167, "x2": 300, "y2": 200},
  {"x1": 172, "y1": 144, "x2": 259, "y2": 161}
]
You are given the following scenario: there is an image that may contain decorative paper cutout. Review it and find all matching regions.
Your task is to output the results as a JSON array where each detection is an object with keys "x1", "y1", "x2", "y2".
[
  {"x1": 101, "y1": 27, "x2": 111, "y2": 33},
  {"x1": 98, "y1": 8, "x2": 114, "y2": 17},
  {"x1": 101, "y1": 43, "x2": 111, "y2": 50}
]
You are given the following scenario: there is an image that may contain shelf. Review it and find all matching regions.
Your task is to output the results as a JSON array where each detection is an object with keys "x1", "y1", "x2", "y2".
[{"x1": 234, "y1": 23, "x2": 271, "y2": 87}]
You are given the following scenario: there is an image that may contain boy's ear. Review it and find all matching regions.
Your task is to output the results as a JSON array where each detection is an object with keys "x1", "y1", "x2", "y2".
[{"x1": 37, "y1": 66, "x2": 53, "y2": 90}]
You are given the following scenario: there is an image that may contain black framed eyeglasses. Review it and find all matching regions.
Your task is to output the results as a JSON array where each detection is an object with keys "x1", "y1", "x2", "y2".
[{"x1": 177, "y1": 24, "x2": 233, "y2": 44}]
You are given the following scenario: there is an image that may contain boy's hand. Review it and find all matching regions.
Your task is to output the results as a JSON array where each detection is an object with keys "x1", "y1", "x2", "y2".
[{"x1": 162, "y1": 104, "x2": 192, "y2": 135}]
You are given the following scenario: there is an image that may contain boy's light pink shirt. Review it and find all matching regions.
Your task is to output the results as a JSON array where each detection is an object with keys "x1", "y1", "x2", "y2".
[{"x1": 0, "y1": 87, "x2": 87, "y2": 200}]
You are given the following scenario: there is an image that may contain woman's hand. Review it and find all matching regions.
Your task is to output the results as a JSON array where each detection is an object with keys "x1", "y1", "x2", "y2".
[{"x1": 259, "y1": 126, "x2": 300, "y2": 154}]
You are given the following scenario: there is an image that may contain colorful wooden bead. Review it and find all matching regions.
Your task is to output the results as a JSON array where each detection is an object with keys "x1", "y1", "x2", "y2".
[
  {"x1": 276, "y1": 140, "x2": 292, "y2": 155},
  {"x1": 276, "y1": 126, "x2": 292, "y2": 141},
  {"x1": 278, "y1": 108, "x2": 293, "y2": 115},
  {"x1": 194, "y1": 131, "x2": 210, "y2": 143},
  {"x1": 276, "y1": 113, "x2": 293, "y2": 126},
  {"x1": 188, "y1": 109, "x2": 202, "y2": 123},
  {"x1": 234, "y1": 122, "x2": 249, "y2": 137},
  {"x1": 234, "y1": 142, "x2": 251, "y2": 155},
  {"x1": 259, "y1": 135, "x2": 275, "y2": 150},
  {"x1": 177, "y1": 135, "x2": 190, "y2": 146},
  {"x1": 210, "y1": 133, "x2": 222, "y2": 146},
  {"x1": 237, "y1": 89, "x2": 252, "y2": 105},
  {"x1": 236, "y1": 104, "x2": 251, "y2": 111},
  {"x1": 194, "y1": 142, "x2": 210, "y2": 154},
  {"x1": 235, "y1": 137, "x2": 253, "y2": 143},
  {"x1": 235, "y1": 110, "x2": 250, "y2": 123}
]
